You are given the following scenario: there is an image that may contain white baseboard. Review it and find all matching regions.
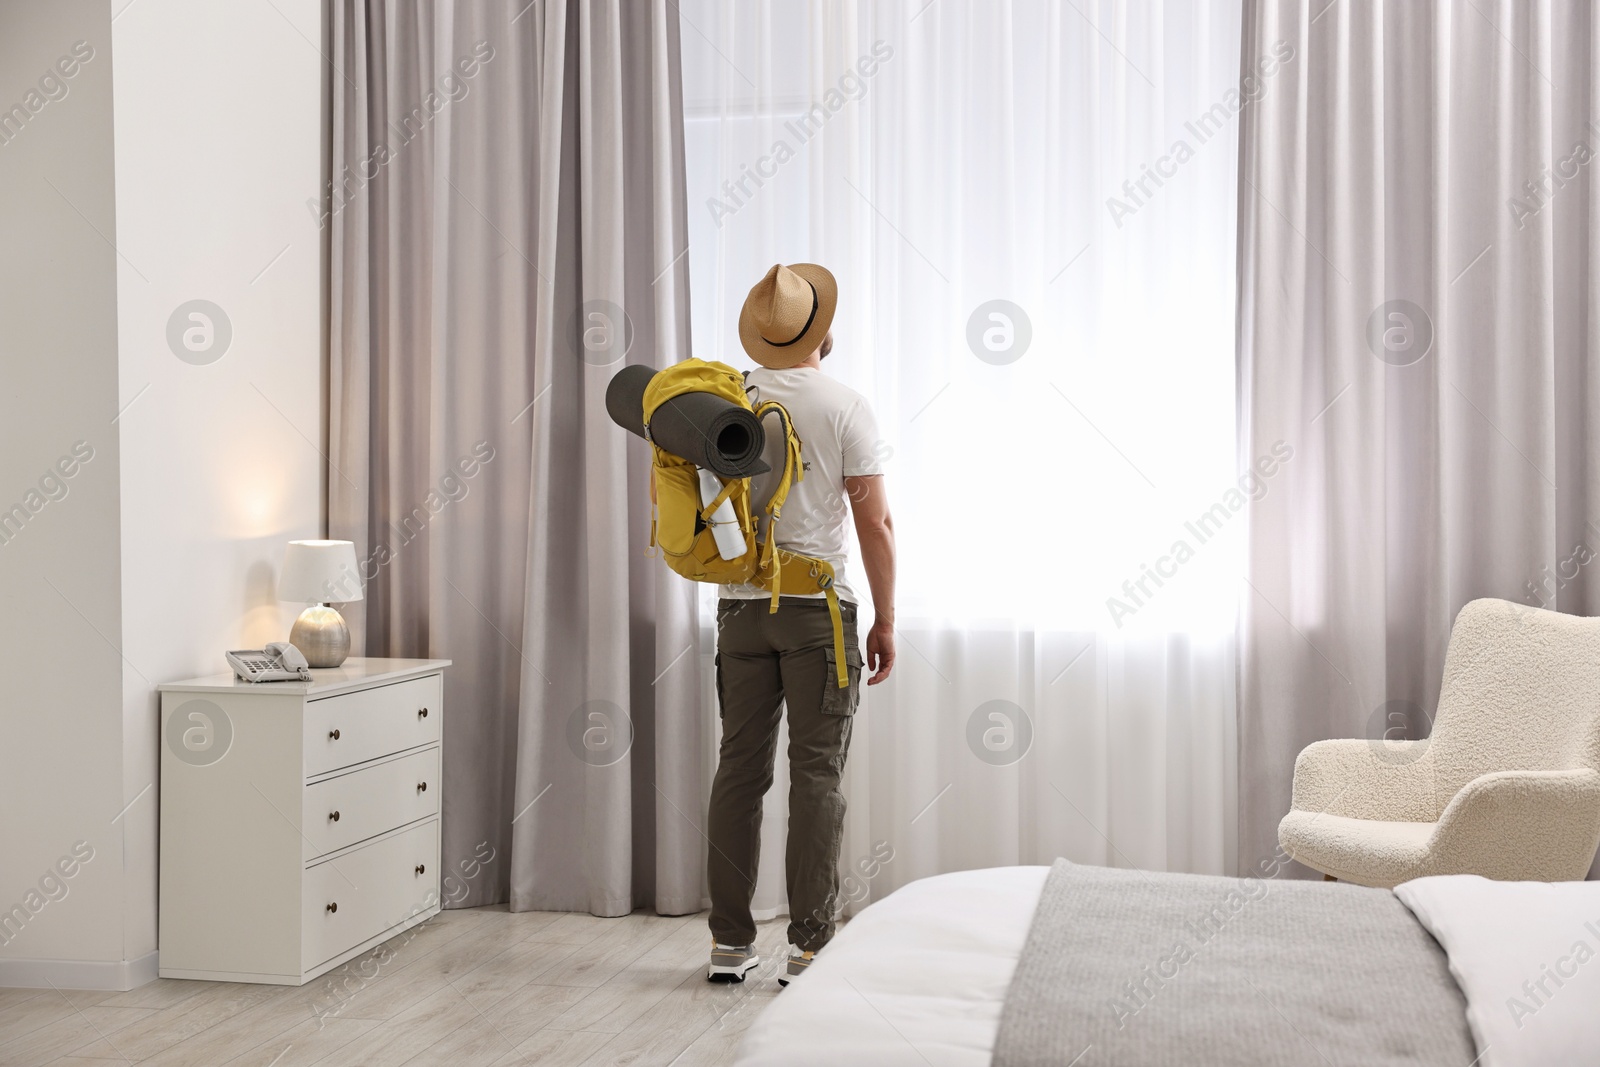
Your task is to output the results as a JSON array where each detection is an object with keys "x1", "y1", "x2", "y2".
[{"x1": 0, "y1": 950, "x2": 159, "y2": 991}]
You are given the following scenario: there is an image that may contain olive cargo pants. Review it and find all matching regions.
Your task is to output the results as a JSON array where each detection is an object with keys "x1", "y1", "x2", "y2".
[{"x1": 708, "y1": 597, "x2": 863, "y2": 953}]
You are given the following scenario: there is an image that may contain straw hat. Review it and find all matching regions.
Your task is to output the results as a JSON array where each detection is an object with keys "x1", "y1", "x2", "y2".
[{"x1": 738, "y1": 263, "x2": 837, "y2": 369}]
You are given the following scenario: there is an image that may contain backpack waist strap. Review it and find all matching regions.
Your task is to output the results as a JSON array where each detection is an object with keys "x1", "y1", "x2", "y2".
[{"x1": 751, "y1": 553, "x2": 850, "y2": 688}]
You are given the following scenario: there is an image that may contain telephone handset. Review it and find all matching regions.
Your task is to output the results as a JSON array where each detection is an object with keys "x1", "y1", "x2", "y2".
[{"x1": 226, "y1": 642, "x2": 312, "y2": 683}]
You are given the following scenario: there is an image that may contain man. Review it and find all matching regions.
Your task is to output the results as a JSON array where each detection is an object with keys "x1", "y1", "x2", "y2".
[{"x1": 706, "y1": 262, "x2": 896, "y2": 986}]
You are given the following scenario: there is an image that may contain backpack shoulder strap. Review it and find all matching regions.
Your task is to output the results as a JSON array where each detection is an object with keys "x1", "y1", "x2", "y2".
[
  {"x1": 753, "y1": 400, "x2": 804, "y2": 507},
  {"x1": 751, "y1": 399, "x2": 805, "y2": 613}
]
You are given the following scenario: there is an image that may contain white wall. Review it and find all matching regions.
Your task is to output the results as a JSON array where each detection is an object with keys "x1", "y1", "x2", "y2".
[
  {"x1": 110, "y1": 0, "x2": 325, "y2": 982},
  {"x1": 0, "y1": 0, "x2": 128, "y2": 987},
  {"x1": 0, "y1": 0, "x2": 325, "y2": 989}
]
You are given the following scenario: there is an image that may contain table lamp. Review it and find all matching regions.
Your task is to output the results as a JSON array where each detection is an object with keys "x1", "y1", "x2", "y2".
[{"x1": 279, "y1": 539, "x2": 363, "y2": 668}]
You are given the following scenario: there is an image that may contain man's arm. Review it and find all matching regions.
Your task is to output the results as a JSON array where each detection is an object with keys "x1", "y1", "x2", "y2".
[{"x1": 844, "y1": 474, "x2": 895, "y2": 685}]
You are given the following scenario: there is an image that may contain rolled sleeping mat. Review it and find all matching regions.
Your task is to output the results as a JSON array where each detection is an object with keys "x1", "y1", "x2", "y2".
[
  {"x1": 605, "y1": 364, "x2": 769, "y2": 477},
  {"x1": 604, "y1": 364, "x2": 656, "y2": 439}
]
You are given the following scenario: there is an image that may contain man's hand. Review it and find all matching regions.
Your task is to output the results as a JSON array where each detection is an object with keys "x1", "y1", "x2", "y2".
[{"x1": 865, "y1": 618, "x2": 896, "y2": 685}]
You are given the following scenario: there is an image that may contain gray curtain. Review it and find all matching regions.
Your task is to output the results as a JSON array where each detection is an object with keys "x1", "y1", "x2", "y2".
[
  {"x1": 506, "y1": 0, "x2": 707, "y2": 917},
  {"x1": 1238, "y1": 0, "x2": 1600, "y2": 879},
  {"x1": 328, "y1": 0, "x2": 704, "y2": 913}
]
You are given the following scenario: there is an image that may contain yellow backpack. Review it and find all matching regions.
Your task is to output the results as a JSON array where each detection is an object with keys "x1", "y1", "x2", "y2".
[{"x1": 643, "y1": 358, "x2": 849, "y2": 687}]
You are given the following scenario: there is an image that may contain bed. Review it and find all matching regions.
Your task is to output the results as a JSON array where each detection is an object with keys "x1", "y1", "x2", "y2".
[
  {"x1": 736, "y1": 866, "x2": 1047, "y2": 1067},
  {"x1": 734, "y1": 862, "x2": 1600, "y2": 1067}
]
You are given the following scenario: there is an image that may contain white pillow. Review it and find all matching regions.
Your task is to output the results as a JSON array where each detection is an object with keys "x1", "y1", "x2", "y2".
[{"x1": 1395, "y1": 875, "x2": 1600, "y2": 1067}]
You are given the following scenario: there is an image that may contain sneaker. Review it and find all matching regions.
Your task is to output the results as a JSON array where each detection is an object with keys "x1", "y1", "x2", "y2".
[
  {"x1": 777, "y1": 948, "x2": 815, "y2": 987},
  {"x1": 708, "y1": 942, "x2": 760, "y2": 983}
]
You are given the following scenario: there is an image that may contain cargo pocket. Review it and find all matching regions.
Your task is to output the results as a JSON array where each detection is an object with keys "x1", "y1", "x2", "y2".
[
  {"x1": 714, "y1": 652, "x2": 725, "y2": 719},
  {"x1": 822, "y1": 646, "x2": 864, "y2": 715}
]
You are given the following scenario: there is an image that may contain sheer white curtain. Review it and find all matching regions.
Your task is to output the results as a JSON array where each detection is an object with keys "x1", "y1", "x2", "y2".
[{"x1": 681, "y1": 0, "x2": 1245, "y2": 915}]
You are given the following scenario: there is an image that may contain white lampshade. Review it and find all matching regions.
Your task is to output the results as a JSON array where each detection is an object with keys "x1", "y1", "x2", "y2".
[{"x1": 279, "y1": 539, "x2": 364, "y2": 605}]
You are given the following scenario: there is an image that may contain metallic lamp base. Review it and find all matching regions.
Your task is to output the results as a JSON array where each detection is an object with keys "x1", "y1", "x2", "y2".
[{"x1": 289, "y1": 605, "x2": 351, "y2": 668}]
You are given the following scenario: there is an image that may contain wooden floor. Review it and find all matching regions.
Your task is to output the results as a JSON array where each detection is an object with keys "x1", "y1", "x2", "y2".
[{"x1": 0, "y1": 907, "x2": 796, "y2": 1067}]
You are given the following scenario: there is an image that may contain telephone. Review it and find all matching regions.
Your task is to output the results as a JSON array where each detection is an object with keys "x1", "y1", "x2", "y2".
[{"x1": 226, "y1": 642, "x2": 312, "y2": 683}]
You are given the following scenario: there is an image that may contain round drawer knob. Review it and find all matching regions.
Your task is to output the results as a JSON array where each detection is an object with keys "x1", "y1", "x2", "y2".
[
  {"x1": 329, "y1": 810, "x2": 341, "y2": 822},
  {"x1": 415, "y1": 864, "x2": 426, "y2": 875},
  {"x1": 326, "y1": 902, "x2": 338, "y2": 913},
  {"x1": 417, "y1": 781, "x2": 427, "y2": 793},
  {"x1": 418, "y1": 707, "x2": 429, "y2": 719},
  {"x1": 329, "y1": 728, "x2": 341, "y2": 740}
]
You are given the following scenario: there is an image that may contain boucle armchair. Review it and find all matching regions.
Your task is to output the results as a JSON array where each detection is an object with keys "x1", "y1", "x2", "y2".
[{"x1": 1278, "y1": 597, "x2": 1600, "y2": 887}]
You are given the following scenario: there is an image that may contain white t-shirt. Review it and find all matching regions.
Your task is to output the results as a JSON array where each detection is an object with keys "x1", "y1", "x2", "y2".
[{"x1": 719, "y1": 366, "x2": 884, "y2": 606}]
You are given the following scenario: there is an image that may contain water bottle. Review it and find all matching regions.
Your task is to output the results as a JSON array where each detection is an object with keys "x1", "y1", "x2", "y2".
[{"x1": 697, "y1": 468, "x2": 746, "y2": 561}]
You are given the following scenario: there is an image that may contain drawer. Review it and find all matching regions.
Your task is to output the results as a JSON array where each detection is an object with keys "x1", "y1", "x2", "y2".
[
  {"x1": 302, "y1": 819, "x2": 438, "y2": 971},
  {"x1": 305, "y1": 675, "x2": 441, "y2": 776},
  {"x1": 301, "y1": 747, "x2": 439, "y2": 861}
]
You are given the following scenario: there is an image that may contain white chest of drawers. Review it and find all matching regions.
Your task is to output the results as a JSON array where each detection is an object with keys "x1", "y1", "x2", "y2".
[{"x1": 157, "y1": 658, "x2": 450, "y2": 984}]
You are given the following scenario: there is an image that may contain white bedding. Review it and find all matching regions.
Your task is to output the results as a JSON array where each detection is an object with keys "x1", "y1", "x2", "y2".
[
  {"x1": 738, "y1": 864, "x2": 1600, "y2": 1067},
  {"x1": 734, "y1": 866, "x2": 1050, "y2": 1067},
  {"x1": 1395, "y1": 875, "x2": 1600, "y2": 1067}
]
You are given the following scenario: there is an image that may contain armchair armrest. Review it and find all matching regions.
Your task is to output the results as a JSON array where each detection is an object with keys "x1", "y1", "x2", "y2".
[
  {"x1": 1289, "y1": 738, "x2": 1437, "y2": 821},
  {"x1": 1428, "y1": 768, "x2": 1600, "y2": 881}
]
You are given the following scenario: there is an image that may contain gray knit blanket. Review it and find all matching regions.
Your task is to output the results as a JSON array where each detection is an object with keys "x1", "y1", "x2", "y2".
[{"x1": 993, "y1": 860, "x2": 1476, "y2": 1067}]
